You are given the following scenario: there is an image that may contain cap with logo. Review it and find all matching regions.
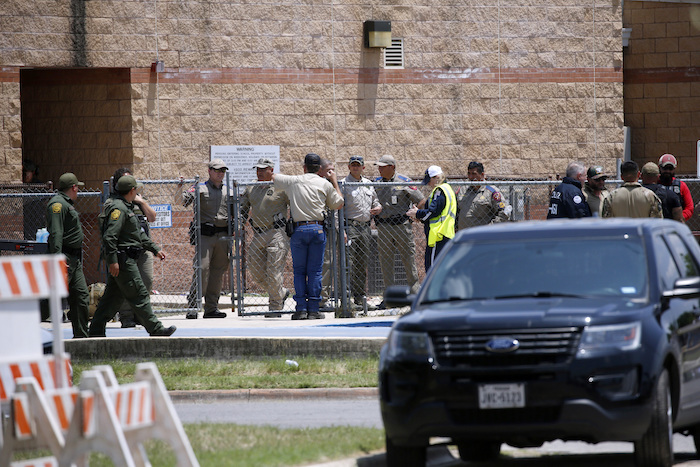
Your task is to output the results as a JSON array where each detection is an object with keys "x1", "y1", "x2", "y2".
[
  {"x1": 304, "y1": 153, "x2": 321, "y2": 166},
  {"x1": 349, "y1": 155, "x2": 364, "y2": 165},
  {"x1": 375, "y1": 155, "x2": 396, "y2": 167},
  {"x1": 421, "y1": 165, "x2": 443, "y2": 185},
  {"x1": 116, "y1": 175, "x2": 143, "y2": 193},
  {"x1": 642, "y1": 162, "x2": 660, "y2": 176},
  {"x1": 586, "y1": 166, "x2": 606, "y2": 180},
  {"x1": 208, "y1": 159, "x2": 228, "y2": 170},
  {"x1": 658, "y1": 153, "x2": 677, "y2": 168},
  {"x1": 253, "y1": 158, "x2": 274, "y2": 169},
  {"x1": 58, "y1": 173, "x2": 85, "y2": 190}
]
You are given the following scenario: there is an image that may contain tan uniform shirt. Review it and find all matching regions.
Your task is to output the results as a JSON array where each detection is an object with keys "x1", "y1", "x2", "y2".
[
  {"x1": 375, "y1": 173, "x2": 424, "y2": 219},
  {"x1": 457, "y1": 185, "x2": 510, "y2": 230},
  {"x1": 182, "y1": 180, "x2": 231, "y2": 227},
  {"x1": 241, "y1": 184, "x2": 289, "y2": 230},
  {"x1": 342, "y1": 174, "x2": 380, "y2": 222},
  {"x1": 583, "y1": 185, "x2": 611, "y2": 217},
  {"x1": 273, "y1": 173, "x2": 343, "y2": 221},
  {"x1": 602, "y1": 182, "x2": 663, "y2": 219}
]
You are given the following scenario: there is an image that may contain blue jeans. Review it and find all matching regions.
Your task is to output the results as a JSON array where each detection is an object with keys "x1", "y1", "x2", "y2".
[{"x1": 290, "y1": 224, "x2": 326, "y2": 312}]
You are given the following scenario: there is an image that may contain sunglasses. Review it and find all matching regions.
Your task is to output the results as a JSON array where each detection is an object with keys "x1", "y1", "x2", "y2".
[{"x1": 211, "y1": 168, "x2": 227, "y2": 173}]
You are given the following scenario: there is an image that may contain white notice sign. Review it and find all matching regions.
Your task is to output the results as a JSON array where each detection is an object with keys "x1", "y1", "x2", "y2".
[
  {"x1": 149, "y1": 204, "x2": 172, "y2": 229},
  {"x1": 211, "y1": 146, "x2": 281, "y2": 185}
]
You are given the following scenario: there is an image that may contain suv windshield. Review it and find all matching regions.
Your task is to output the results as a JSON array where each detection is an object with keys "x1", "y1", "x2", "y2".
[{"x1": 422, "y1": 236, "x2": 648, "y2": 303}]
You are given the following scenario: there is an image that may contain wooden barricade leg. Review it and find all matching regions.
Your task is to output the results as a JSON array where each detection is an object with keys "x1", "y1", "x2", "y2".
[
  {"x1": 59, "y1": 370, "x2": 136, "y2": 467},
  {"x1": 134, "y1": 363, "x2": 199, "y2": 467}
]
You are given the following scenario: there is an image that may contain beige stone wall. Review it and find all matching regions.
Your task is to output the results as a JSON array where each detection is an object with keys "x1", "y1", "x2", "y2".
[
  {"x1": 623, "y1": 1, "x2": 700, "y2": 174},
  {"x1": 1, "y1": 0, "x2": 624, "y2": 183}
]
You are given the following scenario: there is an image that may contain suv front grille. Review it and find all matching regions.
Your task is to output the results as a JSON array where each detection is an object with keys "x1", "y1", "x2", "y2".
[{"x1": 432, "y1": 327, "x2": 582, "y2": 368}]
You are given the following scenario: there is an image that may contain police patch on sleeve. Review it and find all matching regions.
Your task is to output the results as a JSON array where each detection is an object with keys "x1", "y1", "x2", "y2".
[
  {"x1": 492, "y1": 191, "x2": 502, "y2": 202},
  {"x1": 110, "y1": 210, "x2": 121, "y2": 220},
  {"x1": 51, "y1": 203, "x2": 62, "y2": 214},
  {"x1": 573, "y1": 195, "x2": 583, "y2": 204}
]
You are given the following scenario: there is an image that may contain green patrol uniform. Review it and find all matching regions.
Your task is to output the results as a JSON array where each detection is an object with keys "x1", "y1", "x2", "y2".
[
  {"x1": 102, "y1": 196, "x2": 155, "y2": 326},
  {"x1": 46, "y1": 191, "x2": 89, "y2": 338},
  {"x1": 241, "y1": 184, "x2": 290, "y2": 311},
  {"x1": 89, "y1": 195, "x2": 168, "y2": 336}
]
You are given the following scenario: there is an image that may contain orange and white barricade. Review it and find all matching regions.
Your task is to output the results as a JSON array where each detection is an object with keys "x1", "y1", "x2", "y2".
[
  {"x1": 0, "y1": 255, "x2": 69, "y2": 466},
  {"x1": 1, "y1": 255, "x2": 198, "y2": 466},
  {"x1": 59, "y1": 363, "x2": 198, "y2": 467}
]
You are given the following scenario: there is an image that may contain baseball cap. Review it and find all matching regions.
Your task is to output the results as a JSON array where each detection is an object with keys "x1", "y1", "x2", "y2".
[
  {"x1": 253, "y1": 158, "x2": 274, "y2": 169},
  {"x1": 659, "y1": 154, "x2": 677, "y2": 168},
  {"x1": 349, "y1": 155, "x2": 364, "y2": 165},
  {"x1": 421, "y1": 165, "x2": 443, "y2": 185},
  {"x1": 642, "y1": 162, "x2": 660, "y2": 176},
  {"x1": 115, "y1": 175, "x2": 143, "y2": 193},
  {"x1": 304, "y1": 153, "x2": 321, "y2": 166},
  {"x1": 58, "y1": 173, "x2": 85, "y2": 190},
  {"x1": 208, "y1": 159, "x2": 228, "y2": 170},
  {"x1": 375, "y1": 155, "x2": 396, "y2": 167},
  {"x1": 586, "y1": 166, "x2": 606, "y2": 180}
]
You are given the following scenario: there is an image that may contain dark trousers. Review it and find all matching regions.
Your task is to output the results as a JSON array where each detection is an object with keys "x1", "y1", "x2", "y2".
[{"x1": 89, "y1": 256, "x2": 164, "y2": 336}]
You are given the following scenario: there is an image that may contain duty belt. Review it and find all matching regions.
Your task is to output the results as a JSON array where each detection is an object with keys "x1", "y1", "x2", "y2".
[
  {"x1": 375, "y1": 215, "x2": 409, "y2": 225},
  {"x1": 294, "y1": 220, "x2": 323, "y2": 227}
]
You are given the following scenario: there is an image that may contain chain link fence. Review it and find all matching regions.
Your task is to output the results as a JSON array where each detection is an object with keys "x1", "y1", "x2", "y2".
[{"x1": 4, "y1": 176, "x2": 700, "y2": 319}]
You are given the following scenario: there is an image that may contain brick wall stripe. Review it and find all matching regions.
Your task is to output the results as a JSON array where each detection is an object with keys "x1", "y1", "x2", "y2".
[
  {"x1": 625, "y1": 67, "x2": 700, "y2": 84},
  {"x1": 0, "y1": 66, "x2": 623, "y2": 85}
]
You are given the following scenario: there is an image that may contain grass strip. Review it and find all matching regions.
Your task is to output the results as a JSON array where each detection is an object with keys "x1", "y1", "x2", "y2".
[
  {"x1": 13, "y1": 424, "x2": 386, "y2": 466},
  {"x1": 72, "y1": 355, "x2": 380, "y2": 390}
]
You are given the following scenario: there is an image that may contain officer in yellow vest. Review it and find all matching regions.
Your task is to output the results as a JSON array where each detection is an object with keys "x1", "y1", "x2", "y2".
[{"x1": 406, "y1": 166, "x2": 456, "y2": 272}]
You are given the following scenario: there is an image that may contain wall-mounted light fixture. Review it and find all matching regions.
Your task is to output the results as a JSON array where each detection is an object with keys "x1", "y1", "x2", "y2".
[{"x1": 364, "y1": 20, "x2": 391, "y2": 48}]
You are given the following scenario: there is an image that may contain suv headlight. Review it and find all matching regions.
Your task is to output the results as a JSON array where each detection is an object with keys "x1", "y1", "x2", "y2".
[
  {"x1": 387, "y1": 330, "x2": 435, "y2": 361},
  {"x1": 578, "y1": 322, "x2": 641, "y2": 358}
]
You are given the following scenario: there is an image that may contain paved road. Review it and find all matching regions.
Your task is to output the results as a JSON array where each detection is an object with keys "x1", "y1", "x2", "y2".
[{"x1": 175, "y1": 397, "x2": 382, "y2": 429}]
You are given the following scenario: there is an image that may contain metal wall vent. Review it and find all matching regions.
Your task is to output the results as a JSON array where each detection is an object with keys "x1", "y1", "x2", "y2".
[{"x1": 383, "y1": 38, "x2": 404, "y2": 69}]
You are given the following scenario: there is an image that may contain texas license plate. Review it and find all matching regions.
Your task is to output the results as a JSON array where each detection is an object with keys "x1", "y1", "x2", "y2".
[{"x1": 478, "y1": 383, "x2": 525, "y2": 409}]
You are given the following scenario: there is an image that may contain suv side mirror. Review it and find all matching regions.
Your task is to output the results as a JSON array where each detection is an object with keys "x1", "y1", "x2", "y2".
[
  {"x1": 384, "y1": 285, "x2": 413, "y2": 308},
  {"x1": 663, "y1": 276, "x2": 700, "y2": 300}
]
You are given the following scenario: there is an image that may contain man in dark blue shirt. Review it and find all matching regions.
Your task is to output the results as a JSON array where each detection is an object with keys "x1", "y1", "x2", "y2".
[{"x1": 547, "y1": 161, "x2": 592, "y2": 219}]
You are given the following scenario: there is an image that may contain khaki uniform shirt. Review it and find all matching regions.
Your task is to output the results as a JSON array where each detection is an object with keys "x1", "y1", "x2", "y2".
[
  {"x1": 46, "y1": 191, "x2": 84, "y2": 253},
  {"x1": 457, "y1": 185, "x2": 510, "y2": 230},
  {"x1": 273, "y1": 173, "x2": 343, "y2": 222},
  {"x1": 583, "y1": 185, "x2": 610, "y2": 217},
  {"x1": 183, "y1": 179, "x2": 231, "y2": 227},
  {"x1": 342, "y1": 174, "x2": 380, "y2": 222},
  {"x1": 602, "y1": 182, "x2": 663, "y2": 219},
  {"x1": 102, "y1": 196, "x2": 161, "y2": 265},
  {"x1": 375, "y1": 173, "x2": 424, "y2": 219},
  {"x1": 241, "y1": 184, "x2": 289, "y2": 230}
]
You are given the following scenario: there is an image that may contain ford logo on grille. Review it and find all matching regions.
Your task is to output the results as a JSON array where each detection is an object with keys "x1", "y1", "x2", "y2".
[{"x1": 485, "y1": 338, "x2": 520, "y2": 353}]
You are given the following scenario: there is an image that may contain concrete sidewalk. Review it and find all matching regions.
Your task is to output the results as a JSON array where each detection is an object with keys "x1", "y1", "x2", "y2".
[{"x1": 51, "y1": 310, "x2": 396, "y2": 359}]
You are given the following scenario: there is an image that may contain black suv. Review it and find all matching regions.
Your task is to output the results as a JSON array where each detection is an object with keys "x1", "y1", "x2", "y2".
[{"x1": 380, "y1": 218, "x2": 700, "y2": 467}]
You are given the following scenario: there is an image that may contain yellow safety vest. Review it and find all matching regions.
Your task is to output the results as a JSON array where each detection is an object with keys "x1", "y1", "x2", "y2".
[{"x1": 427, "y1": 182, "x2": 456, "y2": 247}]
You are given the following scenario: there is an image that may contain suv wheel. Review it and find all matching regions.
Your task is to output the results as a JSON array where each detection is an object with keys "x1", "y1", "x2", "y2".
[
  {"x1": 457, "y1": 440, "x2": 501, "y2": 462},
  {"x1": 634, "y1": 369, "x2": 673, "y2": 467},
  {"x1": 385, "y1": 436, "x2": 426, "y2": 467}
]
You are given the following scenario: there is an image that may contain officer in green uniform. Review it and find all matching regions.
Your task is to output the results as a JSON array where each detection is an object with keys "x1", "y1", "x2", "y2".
[
  {"x1": 88, "y1": 175, "x2": 176, "y2": 337},
  {"x1": 46, "y1": 173, "x2": 89, "y2": 338},
  {"x1": 104, "y1": 167, "x2": 157, "y2": 328}
]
